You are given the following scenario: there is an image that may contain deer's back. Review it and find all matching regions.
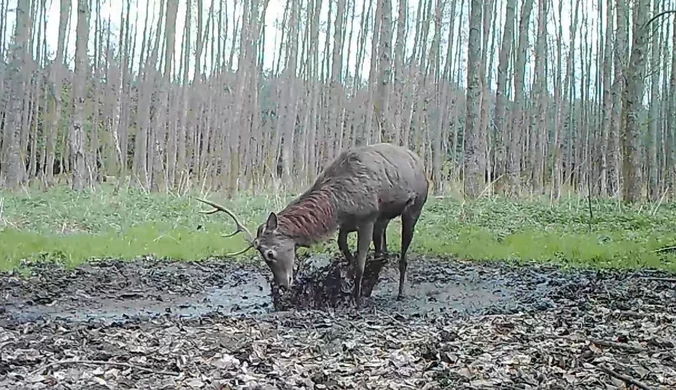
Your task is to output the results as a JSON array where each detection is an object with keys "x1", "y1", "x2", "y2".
[{"x1": 313, "y1": 143, "x2": 428, "y2": 219}]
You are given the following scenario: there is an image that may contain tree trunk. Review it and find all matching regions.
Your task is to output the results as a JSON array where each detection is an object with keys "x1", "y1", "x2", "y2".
[
  {"x1": 620, "y1": 0, "x2": 648, "y2": 203},
  {"x1": 463, "y1": 0, "x2": 483, "y2": 199},
  {"x1": 70, "y1": 0, "x2": 91, "y2": 190}
]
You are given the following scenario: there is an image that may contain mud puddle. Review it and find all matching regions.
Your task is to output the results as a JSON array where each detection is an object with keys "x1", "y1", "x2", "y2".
[
  {"x1": 277, "y1": 253, "x2": 519, "y2": 315},
  {"x1": 0, "y1": 259, "x2": 273, "y2": 325},
  {"x1": 2, "y1": 254, "x2": 671, "y2": 326},
  {"x1": 5, "y1": 274, "x2": 272, "y2": 324}
]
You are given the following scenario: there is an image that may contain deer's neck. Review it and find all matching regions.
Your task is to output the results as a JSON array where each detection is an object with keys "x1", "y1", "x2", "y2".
[{"x1": 277, "y1": 188, "x2": 339, "y2": 247}]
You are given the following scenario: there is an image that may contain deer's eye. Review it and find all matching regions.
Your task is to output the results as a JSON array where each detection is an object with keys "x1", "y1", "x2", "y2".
[{"x1": 265, "y1": 250, "x2": 275, "y2": 261}]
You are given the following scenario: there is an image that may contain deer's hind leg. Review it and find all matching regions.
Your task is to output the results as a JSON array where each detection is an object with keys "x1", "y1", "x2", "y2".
[
  {"x1": 353, "y1": 218, "x2": 376, "y2": 308},
  {"x1": 398, "y1": 201, "x2": 423, "y2": 300}
]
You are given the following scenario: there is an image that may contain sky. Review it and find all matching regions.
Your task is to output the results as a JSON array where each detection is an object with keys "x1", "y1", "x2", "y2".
[{"x1": 2, "y1": 0, "x2": 609, "y2": 94}]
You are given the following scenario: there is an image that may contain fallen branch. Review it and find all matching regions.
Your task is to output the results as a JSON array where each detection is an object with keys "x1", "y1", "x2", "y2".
[
  {"x1": 614, "y1": 310, "x2": 651, "y2": 319},
  {"x1": 641, "y1": 276, "x2": 676, "y2": 283},
  {"x1": 590, "y1": 338, "x2": 649, "y2": 353},
  {"x1": 652, "y1": 245, "x2": 676, "y2": 254},
  {"x1": 596, "y1": 364, "x2": 656, "y2": 390},
  {"x1": 31, "y1": 359, "x2": 180, "y2": 377},
  {"x1": 542, "y1": 334, "x2": 659, "y2": 353}
]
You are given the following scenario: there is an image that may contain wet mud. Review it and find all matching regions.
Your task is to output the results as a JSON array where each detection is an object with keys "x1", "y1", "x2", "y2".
[
  {"x1": 0, "y1": 258, "x2": 272, "y2": 326},
  {"x1": 0, "y1": 255, "x2": 522, "y2": 326},
  {"x1": 3, "y1": 253, "x2": 671, "y2": 326}
]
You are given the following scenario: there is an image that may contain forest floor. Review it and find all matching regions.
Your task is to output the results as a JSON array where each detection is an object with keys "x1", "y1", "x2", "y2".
[
  {"x1": 1, "y1": 255, "x2": 675, "y2": 389},
  {"x1": 1, "y1": 185, "x2": 676, "y2": 388}
]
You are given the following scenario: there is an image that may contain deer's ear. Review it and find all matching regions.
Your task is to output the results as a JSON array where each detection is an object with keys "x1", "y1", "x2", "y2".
[{"x1": 265, "y1": 212, "x2": 278, "y2": 231}]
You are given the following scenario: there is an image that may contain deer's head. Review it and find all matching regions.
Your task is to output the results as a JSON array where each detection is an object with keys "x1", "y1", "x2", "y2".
[{"x1": 196, "y1": 198, "x2": 296, "y2": 291}]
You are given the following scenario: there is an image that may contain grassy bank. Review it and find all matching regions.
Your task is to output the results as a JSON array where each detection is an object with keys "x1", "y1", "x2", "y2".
[{"x1": 1, "y1": 184, "x2": 676, "y2": 272}]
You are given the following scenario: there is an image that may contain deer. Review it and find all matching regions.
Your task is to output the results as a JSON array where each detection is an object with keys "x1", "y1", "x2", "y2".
[{"x1": 196, "y1": 142, "x2": 429, "y2": 306}]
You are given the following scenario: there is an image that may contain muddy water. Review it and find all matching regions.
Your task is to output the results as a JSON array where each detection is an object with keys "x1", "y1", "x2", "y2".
[
  {"x1": 0, "y1": 254, "x2": 606, "y2": 325},
  {"x1": 8, "y1": 272, "x2": 273, "y2": 323}
]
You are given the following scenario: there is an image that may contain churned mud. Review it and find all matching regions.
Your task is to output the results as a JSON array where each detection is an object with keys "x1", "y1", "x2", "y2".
[
  {"x1": 1, "y1": 255, "x2": 676, "y2": 389},
  {"x1": 4, "y1": 255, "x2": 551, "y2": 325}
]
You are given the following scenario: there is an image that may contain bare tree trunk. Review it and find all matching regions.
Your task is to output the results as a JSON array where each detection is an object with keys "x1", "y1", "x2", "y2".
[
  {"x1": 69, "y1": 0, "x2": 91, "y2": 190},
  {"x1": 599, "y1": 0, "x2": 614, "y2": 197},
  {"x1": 176, "y1": 0, "x2": 191, "y2": 189},
  {"x1": 646, "y1": 0, "x2": 660, "y2": 200},
  {"x1": 1, "y1": 0, "x2": 31, "y2": 188},
  {"x1": 376, "y1": 0, "x2": 393, "y2": 143},
  {"x1": 507, "y1": 0, "x2": 535, "y2": 197},
  {"x1": 493, "y1": 0, "x2": 516, "y2": 195},
  {"x1": 429, "y1": 0, "x2": 446, "y2": 194},
  {"x1": 621, "y1": 0, "x2": 648, "y2": 203},
  {"x1": 464, "y1": 0, "x2": 483, "y2": 199},
  {"x1": 365, "y1": 0, "x2": 381, "y2": 144},
  {"x1": 669, "y1": 4, "x2": 676, "y2": 198},
  {"x1": 609, "y1": 0, "x2": 628, "y2": 196},
  {"x1": 529, "y1": 0, "x2": 548, "y2": 194}
]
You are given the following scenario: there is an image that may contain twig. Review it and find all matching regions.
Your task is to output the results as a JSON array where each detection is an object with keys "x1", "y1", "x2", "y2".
[
  {"x1": 31, "y1": 359, "x2": 180, "y2": 377},
  {"x1": 652, "y1": 244, "x2": 676, "y2": 254},
  {"x1": 642, "y1": 276, "x2": 676, "y2": 283},
  {"x1": 589, "y1": 338, "x2": 649, "y2": 353},
  {"x1": 596, "y1": 364, "x2": 656, "y2": 390},
  {"x1": 651, "y1": 186, "x2": 669, "y2": 216},
  {"x1": 585, "y1": 159, "x2": 593, "y2": 234},
  {"x1": 643, "y1": 10, "x2": 676, "y2": 29}
]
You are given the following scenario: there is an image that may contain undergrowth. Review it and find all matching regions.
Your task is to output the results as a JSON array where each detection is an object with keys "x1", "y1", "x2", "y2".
[{"x1": 1, "y1": 184, "x2": 676, "y2": 272}]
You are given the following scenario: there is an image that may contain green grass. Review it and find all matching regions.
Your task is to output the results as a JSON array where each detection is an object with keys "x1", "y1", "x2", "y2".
[{"x1": 1, "y1": 184, "x2": 676, "y2": 272}]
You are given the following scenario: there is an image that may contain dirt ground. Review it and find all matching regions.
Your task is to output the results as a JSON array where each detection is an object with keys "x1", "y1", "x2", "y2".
[{"x1": 1, "y1": 255, "x2": 675, "y2": 389}]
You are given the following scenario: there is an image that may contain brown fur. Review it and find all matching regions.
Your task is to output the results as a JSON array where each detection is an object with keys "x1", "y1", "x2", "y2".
[
  {"x1": 275, "y1": 189, "x2": 339, "y2": 245},
  {"x1": 255, "y1": 143, "x2": 429, "y2": 306},
  {"x1": 202, "y1": 143, "x2": 429, "y2": 307}
]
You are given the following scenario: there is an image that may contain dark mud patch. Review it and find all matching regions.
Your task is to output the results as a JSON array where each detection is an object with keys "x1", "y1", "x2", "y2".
[
  {"x1": 270, "y1": 253, "x2": 388, "y2": 311},
  {"x1": 1, "y1": 255, "x2": 548, "y2": 326},
  {"x1": 0, "y1": 258, "x2": 273, "y2": 326},
  {"x1": 4, "y1": 254, "x2": 675, "y2": 327},
  {"x1": 271, "y1": 253, "x2": 520, "y2": 315}
]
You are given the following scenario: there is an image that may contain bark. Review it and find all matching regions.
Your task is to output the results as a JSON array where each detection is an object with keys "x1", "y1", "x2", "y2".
[
  {"x1": 620, "y1": 0, "x2": 649, "y2": 203},
  {"x1": 2, "y1": 0, "x2": 31, "y2": 188},
  {"x1": 529, "y1": 0, "x2": 548, "y2": 194},
  {"x1": 599, "y1": 0, "x2": 614, "y2": 197},
  {"x1": 376, "y1": 0, "x2": 393, "y2": 143},
  {"x1": 646, "y1": 0, "x2": 660, "y2": 200},
  {"x1": 494, "y1": 0, "x2": 516, "y2": 194},
  {"x1": 507, "y1": 0, "x2": 535, "y2": 197},
  {"x1": 464, "y1": 0, "x2": 483, "y2": 199},
  {"x1": 69, "y1": 0, "x2": 91, "y2": 190},
  {"x1": 609, "y1": 0, "x2": 628, "y2": 196},
  {"x1": 668, "y1": 10, "x2": 676, "y2": 197}
]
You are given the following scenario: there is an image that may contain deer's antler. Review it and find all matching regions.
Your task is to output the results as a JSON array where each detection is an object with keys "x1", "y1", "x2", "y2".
[{"x1": 196, "y1": 198, "x2": 256, "y2": 256}]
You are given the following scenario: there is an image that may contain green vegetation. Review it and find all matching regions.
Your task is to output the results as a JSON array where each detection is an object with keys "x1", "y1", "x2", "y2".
[{"x1": 1, "y1": 184, "x2": 676, "y2": 272}]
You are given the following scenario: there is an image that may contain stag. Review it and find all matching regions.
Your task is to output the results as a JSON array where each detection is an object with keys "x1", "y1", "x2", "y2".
[{"x1": 197, "y1": 143, "x2": 429, "y2": 306}]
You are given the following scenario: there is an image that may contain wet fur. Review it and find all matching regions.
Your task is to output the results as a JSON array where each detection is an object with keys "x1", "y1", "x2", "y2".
[{"x1": 274, "y1": 187, "x2": 340, "y2": 247}]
